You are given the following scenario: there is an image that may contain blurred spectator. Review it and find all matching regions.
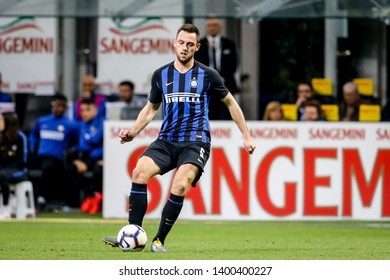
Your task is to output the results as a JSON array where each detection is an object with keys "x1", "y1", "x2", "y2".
[
  {"x1": 0, "y1": 112, "x2": 28, "y2": 219},
  {"x1": 195, "y1": 18, "x2": 238, "y2": 120},
  {"x1": 73, "y1": 75, "x2": 106, "y2": 121},
  {"x1": 118, "y1": 80, "x2": 146, "y2": 119},
  {"x1": 0, "y1": 72, "x2": 12, "y2": 103},
  {"x1": 118, "y1": 80, "x2": 145, "y2": 106},
  {"x1": 118, "y1": 80, "x2": 135, "y2": 105},
  {"x1": 338, "y1": 82, "x2": 370, "y2": 121},
  {"x1": 29, "y1": 94, "x2": 79, "y2": 210},
  {"x1": 295, "y1": 82, "x2": 315, "y2": 120},
  {"x1": 302, "y1": 99, "x2": 324, "y2": 121},
  {"x1": 263, "y1": 101, "x2": 284, "y2": 121},
  {"x1": 67, "y1": 98, "x2": 104, "y2": 214}
]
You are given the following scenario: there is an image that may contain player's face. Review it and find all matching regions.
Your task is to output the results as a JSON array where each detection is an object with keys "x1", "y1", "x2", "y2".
[
  {"x1": 52, "y1": 100, "x2": 67, "y2": 117},
  {"x1": 80, "y1": 103, "x2": 97, "y2": 122},
  {"x1": 174, "y1": 31, "x2": 200, "y2": 65}
]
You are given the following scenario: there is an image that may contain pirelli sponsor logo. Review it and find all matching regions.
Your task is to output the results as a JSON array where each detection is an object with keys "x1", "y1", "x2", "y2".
[{"x1": 164, "y1": 92, "x2": 201, "y2": 103}]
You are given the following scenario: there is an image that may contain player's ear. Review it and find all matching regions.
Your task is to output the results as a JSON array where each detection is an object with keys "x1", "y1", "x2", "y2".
[{"x1": 195, "y1": 42, "x2": 201, "y2": 52}]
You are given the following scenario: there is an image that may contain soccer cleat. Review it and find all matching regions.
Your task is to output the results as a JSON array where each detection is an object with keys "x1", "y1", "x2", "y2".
[
  {"x1": 102, "y1": 236, "x2": 119, "y2": 247},
  {"x1": 151, "y1": 239, "x2": 167, "y2": 253}
]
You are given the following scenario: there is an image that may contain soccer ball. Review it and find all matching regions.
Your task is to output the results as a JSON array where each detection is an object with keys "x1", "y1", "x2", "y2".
[{"x1": 117, "y1": 224, "x2": 147, "y2": 252}]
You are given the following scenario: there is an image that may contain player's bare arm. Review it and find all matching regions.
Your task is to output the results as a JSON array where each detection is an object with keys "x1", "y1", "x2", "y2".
[
  {"x1": 222, "y1": 92, "x2": 256, "y2": 154},
  {"x1": 119, "y1": 101, "x2": 160, "y2": 144}
]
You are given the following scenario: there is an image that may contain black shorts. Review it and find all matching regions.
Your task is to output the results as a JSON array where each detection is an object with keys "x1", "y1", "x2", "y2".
[{"x1": 142, "y1": 139, "x2": 210, "y2": 186}]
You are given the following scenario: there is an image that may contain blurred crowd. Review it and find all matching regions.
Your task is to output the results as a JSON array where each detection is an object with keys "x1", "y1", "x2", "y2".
[
  {"x1": 263, "y1": 81, "x2": 390, "y2": 122},
  {"x1": 0, "y1": 73, "x2": 141, "y2": 218}
]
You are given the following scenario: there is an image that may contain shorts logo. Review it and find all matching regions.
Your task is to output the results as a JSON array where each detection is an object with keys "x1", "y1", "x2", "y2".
[
  {"x1": 197, "y1": 147, "x2": 205, "y2": 164},
  {"x1": 190, "y1": 78, "x2": 198, "y2": 88}
]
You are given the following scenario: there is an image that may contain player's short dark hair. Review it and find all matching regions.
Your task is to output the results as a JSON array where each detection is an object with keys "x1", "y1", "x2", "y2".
[
  {"x1": 53, "y1": 94, "x2": 67, "y2": 103},
  {"x1": 80, "y1": 97, "x2": 95, "y2": 106},
  {"x1": 177, "y1": 23, "x2": 200, "y2": 43},
  {"x1": 119, "y1": 80, "x2": 134, "y2": 90}
]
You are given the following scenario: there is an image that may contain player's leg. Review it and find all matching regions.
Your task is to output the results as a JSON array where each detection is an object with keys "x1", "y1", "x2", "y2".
[
  {"x1": 151, "y1": 142, "x2": 210, "y2": 252},
  {"x1": 129, "y1": 156, "x2": 160, "y2": 226},
  {"x1": 102, "y1": 155, "x2": 160, "y2": 247},
  {"x1": 151, "y1": 163, "x2": 199, "y2": 252}
]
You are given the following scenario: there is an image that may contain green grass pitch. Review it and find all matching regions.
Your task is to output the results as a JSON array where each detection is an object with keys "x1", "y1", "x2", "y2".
[{"x1": 0, "y1": 213, "x2": 389, "y2": 260}]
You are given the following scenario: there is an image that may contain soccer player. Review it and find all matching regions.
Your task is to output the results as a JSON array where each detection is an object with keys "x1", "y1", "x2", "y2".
[
  {"x1": 68, "y1": 98, "x2": 104, "y2": 213},
  {"x1": 102, "y1": 23, "x2": 256, "y2": 252},
  {"x1": 29, "y1": 94, "x2": 79, "y2": 209}
]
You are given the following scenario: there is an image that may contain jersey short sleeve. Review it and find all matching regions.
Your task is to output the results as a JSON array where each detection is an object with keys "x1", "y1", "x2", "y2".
[
  {"x1": 207, "y1": 67, "x2": 229, "y2": 100},
  {"x1": 149, "y1": 69, "x2": 163, "y2": 104}
]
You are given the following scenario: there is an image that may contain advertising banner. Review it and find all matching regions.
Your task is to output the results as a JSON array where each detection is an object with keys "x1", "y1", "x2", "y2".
[
  {"x1": 97, "y1": 16, "x2": 183, "y2": 94},
  {"x1": 103, "y1": 121, "x2": 390, "y2": 220},
  {"x1": 0, "y1": 17, "x2": 56, "y2": 93}
]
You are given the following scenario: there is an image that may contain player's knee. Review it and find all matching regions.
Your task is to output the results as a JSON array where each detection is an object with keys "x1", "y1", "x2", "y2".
[
  {"x1": 132, "y1": 166, "x2": 149, "y2": 184},
  {"x1": 171, "y1": 179, "x2": 191, "y2": 196}
]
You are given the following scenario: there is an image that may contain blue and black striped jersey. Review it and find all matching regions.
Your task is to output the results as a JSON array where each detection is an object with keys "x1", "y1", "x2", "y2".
[{"x1": 149, "y1": 61, "x2": 228, "y2": 144}]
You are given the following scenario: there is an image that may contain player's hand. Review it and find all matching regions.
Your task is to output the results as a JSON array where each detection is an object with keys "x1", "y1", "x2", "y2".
[
  {"x1": 244, "y1": 139, "x2": 256, "y2": 155},
  {"x1": 118, "y1": 129, "x2": 136, "y2": 144},
  {"x1": 73, "y1": 159, "x2": 88, "y2": 173}
]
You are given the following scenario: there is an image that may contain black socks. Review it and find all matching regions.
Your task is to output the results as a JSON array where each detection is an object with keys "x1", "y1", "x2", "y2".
[
  {"x1": 129, "y1": 183, "x2": 184, "y2": 245},
  {"x1": 153, "y1": 193, "x2": 184, "y2": 244},
  {"x1": 128, "y1": 183, "x2": 148, "y2": 227}
]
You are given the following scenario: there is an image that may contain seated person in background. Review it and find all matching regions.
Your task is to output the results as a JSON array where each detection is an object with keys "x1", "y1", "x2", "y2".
[
  {"x1": 0, "y1": 112, "x2": 28, "y2": 219},
  {"x1": 118, "y1": 80, "x2": 146, "y2": 119},
  {"x1": 339, "y1": 82, "x2": 371, "y2": 121},
  {"x1": 29, "y1": 94, "x2": 79, "y2": 210},
  {"x1": 0, "y1": 72, "x2": 12, "y2": 103},
  {"x1": 302, "y1": 100, "x2": 324, "y2": 122},
  {"x1": 119, "y1": 80, "x2": 146, "y2": 106},
  {"x1": 73, "y1": 75, "x2": 106, "y2": 121},
  {"x1": 263, "y1": 101, "x2": 285, "y2": 121},
  {"x1": 118, "y1": 80, "x2": 135, "y2": 104},
  {"x1": 295, "y1": 82, "x2": 315, "y2": 120},
  {"x1": 67, "y1": 98, "x2": 104, "y2": 214}
]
